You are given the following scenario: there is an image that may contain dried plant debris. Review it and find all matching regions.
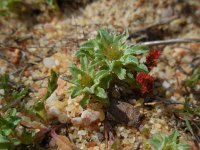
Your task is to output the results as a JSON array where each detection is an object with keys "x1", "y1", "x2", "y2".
[{"x1": 107, "y1": 101, "x2": 143, "y2": 127}]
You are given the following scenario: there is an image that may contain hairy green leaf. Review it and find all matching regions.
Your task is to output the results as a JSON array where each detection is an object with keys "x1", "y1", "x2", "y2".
[
  {"x1": 44, "y1": 70, "x2": 58, "y2": 100},
  {"x1": 95, "y1": 87, "x2": 107, "y2": 99},
  {"x1": 68, "y1": 64, "x2": 85, "y2": 79},
  {"x1": 76, "y1": 40, "x2": 96, "y2": 58},
  {"x1": 69, "y1": 86, "x2": 82, "y2": 98},
  {"x1": 80, "y1": 95, "x2": 90, "y2": 108},
  {"x1": 121, "y1": 55, "x2": 139, "y2": 66},
  {"x1": 98, "y1": 28, "x2": 113, "y2": 43},
  {"x1": 29, "y1": 100, "x2": 46, "y2": 120},
  {"x1": 124, "y1": 45, "x2": 149, "y2": 55},
  {"x1": 94, "y1": 70, "x2": 110, "y2": 84},
  {"x1": 80, "y1": 56, "x2": 88, "y2": 71},
  {"x1": 20, "y1": 130, "x2": 36, "y2": 145},
  {"x1": 135, "y1": 63, "x2": 149, "y2": 72},
  {"x1": 0, "y1": 74, "x2": 9, "y2": 92}
]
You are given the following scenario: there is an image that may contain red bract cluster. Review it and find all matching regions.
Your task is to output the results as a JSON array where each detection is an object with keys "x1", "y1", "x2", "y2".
[
  {"x1": 136, "y1": 72, "x2": 154, "y2": 94},
  {"x1": 146, "y1": 50, "x2": 161, "y2": 69}
]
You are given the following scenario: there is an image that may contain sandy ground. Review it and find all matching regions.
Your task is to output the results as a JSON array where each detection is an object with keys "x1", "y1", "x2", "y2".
[{"x1": 0, "y1": 0, "x2": 200, "y2": 149}]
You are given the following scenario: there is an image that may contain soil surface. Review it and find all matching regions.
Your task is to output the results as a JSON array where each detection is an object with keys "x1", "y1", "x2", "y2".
[{"x1": 0, "y1": 0, "x2": 200, "y2": 149}]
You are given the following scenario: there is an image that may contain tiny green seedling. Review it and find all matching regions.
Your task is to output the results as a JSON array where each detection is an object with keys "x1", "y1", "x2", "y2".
[
  {"x1": 185, "y1": 67, "x2": 200, "y2": 87},
  {"x1": 148, "y1": 130, "x2": 190, "y2": 150},
  {"x1": 0, "y1": 108, "x2": 21, "y2": 150},
  {"x1": 29, "y1": 70, "x2": 58, "y2": 120}
]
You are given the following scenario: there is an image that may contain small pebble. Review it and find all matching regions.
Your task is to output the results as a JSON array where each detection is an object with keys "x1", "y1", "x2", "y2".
[
  {"x1": 0, "y1": 89, "x2": 5, "y2": 95},
  {"x1": 155, "y1": 123, "x2": 162, "y2": 129},
  {"x1": 71, "y1": 117, "x2": 83, "y2": 125},
  {"x1": 162, "y1": 81, "x2": 171, "y2": 89},
  {"x1": 81, "y1": 109, "x2": 100, "y2": 126},
  {"x1": 49, "y1": 107, "x2": 60, "y2": 116},
  {"x1": 58, "y1": 113, "x2": 69, "y2": 123},
  {"x1": 43, "y1": 57, "x2": 57, "y2": 69},
  {"x1": 78, "y1": 130, "x2": 87, "y2": 136}
]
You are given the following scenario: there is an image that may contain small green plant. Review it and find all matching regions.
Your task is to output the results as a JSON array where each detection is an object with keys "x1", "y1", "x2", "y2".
[
  {"x1": 28, "y1": 70, "x2": 58, "y2": 120},
  {"x1": 0, "y1": 108, "x2": 21, "y2": 150},
  {"x1": 0, "y1": 74, "x2": 29, "y2": 111},
  {"x1": 0, "y1": 70, "x2": 58, "y2": 149},
  {"x1": 183, "y1": 97, "x2": 200, "y2": 117},
  {"x1": 0, "y1": 0, "x2": 22, "y2": 16},
  {"x1": 0, "y1": 0, "x2": 58, "y2": 17},
  {"x1": 185, "y1": 67, "x2": 200, "y2": 87},
  {"x1": 181, "y1": 98, "x2": 200, "y2": 143},
  {"x1": 148, "y1": 130, "x2": 190, "y2": 150},
  {"x1": 66, "y1": 28, "x2": 160, "y2": 107},
  {"x1": 0, "y1": 108, "x2": 36, "y2": 150},
  {"x1": 0, "y1": 74, "x2": 9, "y2": 92}
]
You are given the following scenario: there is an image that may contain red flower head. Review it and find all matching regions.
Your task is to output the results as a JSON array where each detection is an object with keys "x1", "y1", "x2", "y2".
[
  {"x1": 146, "y1": 50, "x2": 161, "y2": 69},
  {"x1": 136, "y1": 72, "x2": 154, "y2": 94}
]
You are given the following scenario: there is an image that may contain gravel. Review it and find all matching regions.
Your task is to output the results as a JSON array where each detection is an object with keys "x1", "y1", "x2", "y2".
[{"x1": 0, "y1": 0, "x2": 199, "y2": 149}]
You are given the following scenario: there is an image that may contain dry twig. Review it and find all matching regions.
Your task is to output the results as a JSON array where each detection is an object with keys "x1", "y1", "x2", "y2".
[{"x1": 141, "y1": 38, "x2": 200, "y2": 46}]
